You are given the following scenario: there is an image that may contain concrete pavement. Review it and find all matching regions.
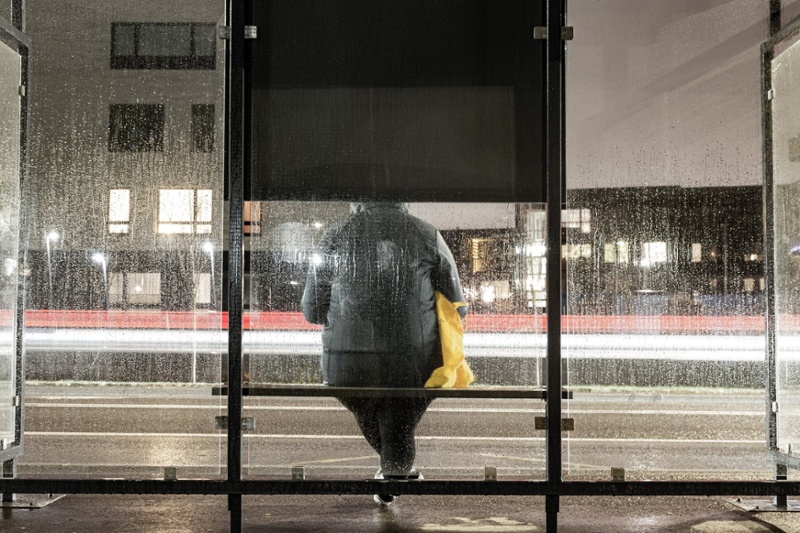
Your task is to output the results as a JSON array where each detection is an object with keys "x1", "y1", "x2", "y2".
[{"x1": 2, "y1": 493, "x2": 799, "y2": 532}]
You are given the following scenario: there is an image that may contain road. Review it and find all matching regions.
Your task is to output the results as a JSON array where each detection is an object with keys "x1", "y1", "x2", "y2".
[{"x1": 14, "y1": 384, "x2": 778, "y2": 481}]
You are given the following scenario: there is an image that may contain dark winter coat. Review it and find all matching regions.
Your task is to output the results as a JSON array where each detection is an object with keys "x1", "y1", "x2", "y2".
[{"x1": 302, "y1": 203, "x2": 466, "y2": 387}]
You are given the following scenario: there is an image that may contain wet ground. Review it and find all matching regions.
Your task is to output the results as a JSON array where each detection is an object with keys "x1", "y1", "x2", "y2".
[
  {"x1": 3, "y1": 384, "x2": 800, "y2": 531},
  {"x1": 2, "y1": 494, "x2": 799, "y2": 532}
]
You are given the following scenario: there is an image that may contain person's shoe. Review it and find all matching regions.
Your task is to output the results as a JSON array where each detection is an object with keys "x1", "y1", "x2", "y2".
[
  {"x1": 373, "y1": 469, "x2": 396, "y2": 506},
  {"x1": 373, "y1": 493, "x2": 396, "y2": 506}
]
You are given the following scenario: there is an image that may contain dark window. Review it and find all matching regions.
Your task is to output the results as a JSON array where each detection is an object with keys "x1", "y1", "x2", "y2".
[
  {"x1": 109, "y1": 104, "x2": 165, "y2": 152},
  {"x1": 111, "y1": 23, "x2": 216, "y2": 70},
  {"x1": 191, "y1": 104, "x2": 215, "y2": 152}
]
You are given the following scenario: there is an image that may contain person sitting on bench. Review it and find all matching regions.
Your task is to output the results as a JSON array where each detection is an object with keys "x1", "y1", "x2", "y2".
[{"x1": 301, "y1": 201, "x2": 467, "y2": 505}]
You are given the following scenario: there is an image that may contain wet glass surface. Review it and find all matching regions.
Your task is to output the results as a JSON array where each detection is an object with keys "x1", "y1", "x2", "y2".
[
  {"x1": 771, "y1": 28, "x2": 800, "y2": 458},
  {"x1": 0, "y1": 36, "x2": 20, "y2": 444},
  {"x1": 18, "y1": 0, "x2": 226, "y2": 478},
  {"x1": 249, "y1": 0, "x2": 546, "y2": 203},
  {"x1": 245, "y1": 202, "x2": 547, "y2": 480},
  {"x1": 564, "y1": 0, "x2": 772, "y2": 480}
]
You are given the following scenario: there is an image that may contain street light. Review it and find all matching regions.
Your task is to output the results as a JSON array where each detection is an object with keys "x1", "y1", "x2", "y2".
[
  {"x1": 91, "y1": 252, "x2": 108, "y2": 308},
  {"x1": 202, "y1": 242, "x2": 215, "y2": 307},
  {"x1": 45, "y1": 231, "x2": 60, "y2": 307}
]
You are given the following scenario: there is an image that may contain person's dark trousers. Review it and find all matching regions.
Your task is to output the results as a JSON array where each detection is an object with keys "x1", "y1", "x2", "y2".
[{"x1": 339, "y1": 396, "x2": 433, "y2": 477}]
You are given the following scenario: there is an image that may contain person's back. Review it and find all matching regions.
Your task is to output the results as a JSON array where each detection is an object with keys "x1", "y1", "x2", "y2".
[{"x1": 302, "y1": 202, "x2": 464, "y2": 388}]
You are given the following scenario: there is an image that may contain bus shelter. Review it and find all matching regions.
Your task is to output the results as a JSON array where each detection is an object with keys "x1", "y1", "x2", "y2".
[{"x1": 0, "y1": 1, "x2": 799, "y2": 532}]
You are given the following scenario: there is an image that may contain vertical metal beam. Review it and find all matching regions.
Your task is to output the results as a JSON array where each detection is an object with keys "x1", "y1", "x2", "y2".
[
  {"x1": 770, "y1": 0, "x2": 781, "y2": 37},
  {"x1": 226, "y1": 0, "x2": 245, "y2": 530},
  {"x1": 11, "y1": 0, "x2": 24, "y2": 31},
  {"x1": 762, "y1": 1, "x2": 785, "y2": 508},
  {"x1": 545, "y1": 0, "x2": 567, "y2": 531},
  {"x1": 5, "y1": 1, "x2": 29, "y2": 504}
]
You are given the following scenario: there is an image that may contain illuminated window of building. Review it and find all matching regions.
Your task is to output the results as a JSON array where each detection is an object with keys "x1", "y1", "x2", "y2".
[
  {"x1": 471, "y1": 238, "x2": 488, "y2": 273},
  {"x1": 691, "y1": 243, "x2": 702, "y2": 263},
  {"x1": 194, "y1": 272, "x2": 212, "y2": 305},
  {"x1": 640, "y1": 241, "x2": 667, "y2": 267},
  {"x1": 244, "y1": 201, "x2": 262, "y2": 236},
  {"x1": 108, "y1": 272, "x2": 161, "y2": 306},
  {"x1": 108, "y1": 189, "x2": 130, "y2": 234},
  {"x1": 158, "y1": 189, "x2": 212, "y2": 234},
  {"x1": 562, "y1": 208, "x2": 591, "y2": 233},
  {"x1": 760, "y1": 277, "x2": 766, "y2": 291},
  {"x1": 604, "y1": 243, "x2": 616, "y2": 263},
  {"x1": 616, "y1": 241, "x2": 629, "y2": 264},
  {"x1": 744, "y1": 253, "x2": 762, "y2": 262},
  {"x1": 108, "y1": 273, "x2": 124, "y2": 305},
  {"x1": 479, "y1": 280, "x2": 510, "y2": 304},
  {"x1": 743, "y1": 278, "x2": 755, "y2": 293},
  {"x1": 562, "y1": 243, "x2": 591, "y2": 259},
  {"x1": 127, "y1": 273, "x2": 162, "y2": 305}
]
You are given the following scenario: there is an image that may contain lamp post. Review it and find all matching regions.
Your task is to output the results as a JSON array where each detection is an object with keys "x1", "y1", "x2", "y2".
[
  {"x1": 45, "y1": 231, "x2": 59, "y2": 308},
  {"x1": 202, "y1": 241, "x2": 215, "y2": 307},
  {"x1": 91, "y1": 252, "x2": 108, "y2": 308}
]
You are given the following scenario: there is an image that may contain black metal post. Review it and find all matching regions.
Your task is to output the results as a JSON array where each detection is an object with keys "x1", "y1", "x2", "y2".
[
  {"x1": 226, "y1": 0, "x2": 246, "y2": 530},
  {"x1": 763, "y1": 0, "x2": 786, "y2": 510},
  {"x1": 770, "y1": 0, "x2": 781, "y2": 36},
  {"x1": 545, "y1": 0, "x2": 567, "y2": 531},
  {"x1": 11, "y1": 0, "x2": 24, "y2": 31},
  {"x1": 4, "y1": 0, "x2": 29, "y2": 506}
]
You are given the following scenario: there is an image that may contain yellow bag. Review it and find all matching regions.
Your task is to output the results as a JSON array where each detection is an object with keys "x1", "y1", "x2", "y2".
[{"x1": 425, "y1": 291, "x2": 475, "y2": 388}]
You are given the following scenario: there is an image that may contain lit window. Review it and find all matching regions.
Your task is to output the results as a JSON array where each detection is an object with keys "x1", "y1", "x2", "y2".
[
  {"x1": 562, "y1": 243, "x2": 592, "y2": 259},
  {"x1": 743, "y1": 278, "x2": 755, "y2": 293},
  {"x1": 108, "y1": 273, "x2": 124, "y2": 305},
  {"x1": 616, "y1": 241, "x2": 629, "y2": 264},
  {"x1": 244, "y1": 201, "x2": 262, "y2": 236},
  {"x1": 760, "y1": 278, "x2": 766, "y2": 291},
  {"x1": 194, "y1": 272, "x2": 212, "y2": 305},
  {"x1": 158, "y1": 189, "x2": 213, "y2": 234},
  {"x1": 691, "y1": 243, "x2": 702, "y2": 263},
  {"x1": 108, "y1": 272, "x2": 161, "y2": 306},
  {"x1": 471, "y1": 238, "x2": 487, "y2": 273},
  {"x1": 744, "y1": 253, "x2": 762, "y2": 262},
  {"x1": 108, "y1": 189, "x2": 130, "y2": 234},
  {"x1": 479, "y1": 280, "x2": 510, "y2": 304},
  {"x1": 640, "y1": 242, "x2": 667, "y2": 267},
  {"x1": 127, "y1": 273, "x2": 161, "y2": 305},
  {"x1": 604, "y1": 243, "x2": 616, "y2": 263},
  {"x1": 562, "y1": 208, "x2": 591, "y2": 233}
]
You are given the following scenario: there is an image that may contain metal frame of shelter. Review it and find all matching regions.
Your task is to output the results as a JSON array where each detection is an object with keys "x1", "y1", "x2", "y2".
[
  {"x1": 0, "y1": 0, "x2": 29, "y2": 495},
  {"x1": 763, "y1": 0, "x2": 800, "y2": 503},
  {"x1": 2, "y1": 1, "x2": 800, "y2": 533}
]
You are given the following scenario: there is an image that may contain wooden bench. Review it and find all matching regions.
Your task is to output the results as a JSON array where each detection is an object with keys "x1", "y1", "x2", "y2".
[{"x1": 212, "y1": 384, "x2": 571, "y2": 399}]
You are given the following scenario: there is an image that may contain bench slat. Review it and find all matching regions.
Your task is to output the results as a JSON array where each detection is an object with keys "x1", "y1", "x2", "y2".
[{"x1": 212, "y1": 384, "x2": 571, "y2": 399}]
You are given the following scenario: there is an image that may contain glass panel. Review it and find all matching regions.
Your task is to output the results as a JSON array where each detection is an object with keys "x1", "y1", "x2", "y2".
[
  {"x1": 564, "y1": 1, "x2": 770, "y2": 480},
  {"x1": 250, "y1": 0, "x2": 546, "y2": 203},
  {"x1": 0, "y1": 38, "x2": 21, "y2": 445},
  {"x1": 139, "y1": 24, "x2": 191, "y2": 57},
  {"x1": 21, "y1": 0, "x2": 226, "y2": 478},
  {"x1": 245, "y1": 202, "x2": 546, "y2": 480},
  {"x1": 771, "y1": 26, "x2": 800, "y2": 460}
]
